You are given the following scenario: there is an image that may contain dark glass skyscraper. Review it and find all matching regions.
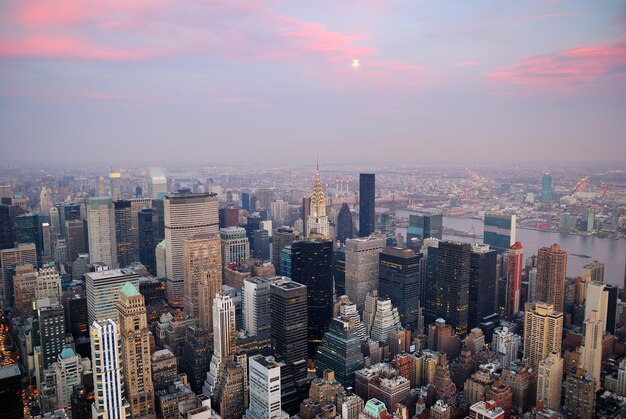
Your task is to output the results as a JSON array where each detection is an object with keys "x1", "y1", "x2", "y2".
[
  {"x1": 407, "y1": 213, "x2": 443, "y2": 242},
  {"x1": 290, "y1": 239, "x2": 334, "y2": 358},
  {"x1": 252, "y1": 229, "x2": 270, "y2": 260},
  {"x1": 336, "y1": 203, "x2": 353, "y2": 244},
  {"x1": 483, "y1": 212, "x2": 515, "y2": 254},
  {"x1": 379, "y1": 247, "x2": 422, "y2": 331},
  {"x1": 16, "y1": 213, "x2": 41, "y2": 264},
  {"x1": 273, "y1": 227, "x2": 296, "y2": 275},
  {"x1": 315, "y1": 316, "x2": 365, "y2": 389},
  {"x1": 541, "y1": 173, "x2": 552, "y2": 202},
  {"x1": 0, "y1": 205, "x2": 13, "y2": 250},
  {"x1": 425, "y1": 241, "x2": 471, "y2": 334},
  {"x1": 270, "y1": 278, "x2": 308, "y2": 382},
  {"x1": 468, "y1": 245, "x2": 497, "y2": 330},
  {"x1": 114, "y1": 200, "x2": 134, "y2": 268},
  {"x1": 359, "y1": 173, "x2": 375, "y2": 237},
  {"x1": 138, "y1": 208, "x2": 157, "y2": 275}
]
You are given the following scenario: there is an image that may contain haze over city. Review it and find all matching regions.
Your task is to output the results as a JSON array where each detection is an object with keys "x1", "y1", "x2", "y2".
[{"x1": 1, "y1": 1, "x2": 626, "y2": 164}]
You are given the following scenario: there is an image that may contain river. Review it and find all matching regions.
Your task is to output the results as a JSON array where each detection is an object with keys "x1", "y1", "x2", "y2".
[{"x1": 393, "y1": 210, "x2": 626, "y2": 288}]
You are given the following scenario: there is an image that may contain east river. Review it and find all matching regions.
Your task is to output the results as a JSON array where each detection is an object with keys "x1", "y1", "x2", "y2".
[{"x1": 394, "y1": 210, "x2": 626, "y2": 288}]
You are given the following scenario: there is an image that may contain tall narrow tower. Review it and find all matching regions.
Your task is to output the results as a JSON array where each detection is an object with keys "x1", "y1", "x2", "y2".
[
  {"x1": 90, "y1": 319, "x2": 131, "y2": 419},
  {"x1": 535, "y1": 244, "x2": 567, "y2": 312},
  {"x1": 359, "y1": 173, "x2": 375, "y2": 237},
  {"x1": 306, "y1": 162, "x2": 329, "y2": 239},
  {"x1": 183, "y1": 233, "x2": 222, "y2": 329},
  {"x1": 580, "y1": 309, "x2": 603, "y2": 390},
  {"x1": 87, "y1": 197, "x2": 117, "y2": 268},
  {"x1": 116, "y1": 282, "x2": 155, "y2": 417},
  {"x1": 506, "y1": 242, "x2": 524, "y2": 319},
  {"x1": 203, "y1": 292, "x2": 237, "y2": 397}
]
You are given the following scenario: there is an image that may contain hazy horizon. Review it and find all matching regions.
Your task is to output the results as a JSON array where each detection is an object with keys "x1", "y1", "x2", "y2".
[{"x1": 1, "y1": 1, "x2": 625, "y2": 164}]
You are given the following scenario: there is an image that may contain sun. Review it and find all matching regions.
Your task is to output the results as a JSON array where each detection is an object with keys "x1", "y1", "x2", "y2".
[{"x1": 351, "y1": 59, "x2": 360, "y2": 68}]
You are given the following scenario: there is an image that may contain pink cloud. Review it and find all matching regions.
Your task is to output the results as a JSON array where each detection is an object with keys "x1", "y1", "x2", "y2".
[
  {"x1": 0, "y1": 36, "x2": 166, "y2": 60},
  {"x1": 0, "y1": 0, "x2": 424, "y2": 90},
  {"x1": 488, "y1": 40, "x2": 626, "y2": 94},
  {"x1": 456, "y1": 61, "x2": 479, "y2": 67}
]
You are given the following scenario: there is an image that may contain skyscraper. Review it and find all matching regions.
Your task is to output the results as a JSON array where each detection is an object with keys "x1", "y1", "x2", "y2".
[
  {"x1": 536, "y1": 352, "x2": 563, "y2": 410},
  {"x1": 109, "y1": 171, "x2": 122, "y2": 200},
  {"x1": 252, "y1": 228, "x2": 270, "y2": 260},
  {"x1": 114, "y1": 200, "x2": 134, "y2": 268},
  {"x1": 147, "y1": 167, "x2": 167, "y2": 199},
  {"x1": 370, "y1": 298, "x2": 402, "y2": 346},
  {"x1": 425, "y1": 241, "x2": 471, "y2": 334},
  {"x1": 505, "y1": 242, "x2": 523, "y2": 320},
  {"x1": 523, "y1": 302, "x2": 563, "y2": 367},
  {"x1": 315, "y1": 317, "x2": 365, "y2": 389},
  {"x1": 90, "y1": 319, "x2": 131, "y2": 419},
  {"x1": 87, "y1": 197, "x2": 118, "y2": 268},
  {"x1": 269, "y1": 278, "x2": 308, "y2": 375},
  {"x1": 580, "y1": 309, "x2": 603, "y2": 390},
  {"x1": 37, "y1": 299, "x2": 66, "y2": 368},
  {"x1": 220, "y1": 226, "x2": 250, "y2": 267},
  {"x1": 291, "y1": 239, "x2": 334, "y2": 358},
  {"x1": 483, "y1": 212, "x2": 516, "y2": 254},
  {"x1": 344, "y1": 235, "x2": 385, "y2": 312},
  {"x1": 563, "y1": 367, "x2": 595, "y2": 419},
  {"x1": 183, "y1": 233, "x2": 222, "y2": 329},
  {"x1": 585, "y1": 280, "x2": 617, "y2": 334},
  {"x1": 138, "y1": 208, "x2": 157, "y2": 274},
  {"x1": 1, "y1": 243, "x2": 37, "y2": 307},
  {"x1": 242, "y1": 277, "x2": 272, "y2": 349},
  {"x1": 535, "y1": 244, "x2": 567, "y2": 312},
  {"x1": 65, "y1": 219, "x2": 86, "y2": 262},
  {"x1": 203, "y1": 292, "x2": 237, "y2": 397},
  {"x1": 306, "y1": 164, "x2": 329, "y2": 239},
  {"x1": 581, "y1": 260, "x2": 604, "y2": 283},
  {"x1": 541, "y1": 173, "x2": 552, "y2": 203},
  {"x1": 85, "y1": 268, "x2": 139, "y2": 325},
  {"x1": 336, "y1": 203, "x2": 354, "y2": 245},
  {"x1": 116, "y1": 283, "x2": 155, "y2": 417},
  {"x1": 16, "y1": 213, "x2": 42, "y2": 263},
  {"x1": 359, "y1": 173, "x2": 375, "y2": 237},
  {"x1": 469, "y1": 244, "x2": 497, "y2": 330},
  {"x1": 164, "y1": 192, "x2": 219, "y2": 307},
  {"x1": 245, "y1": 354, "x2": 289, "y2": 419},
  {"x1": 407, "y1": 213, "x2": 443, "y2": 242},
  {"x1": 272, "y1": 227, "x2": 296, "y2": 275},
  {"x1": 378, "y1": 247, "x2": 422, "y2": 331},
  {"x1": 39, "y1": 186, "x2": 52, "y2": 214}
]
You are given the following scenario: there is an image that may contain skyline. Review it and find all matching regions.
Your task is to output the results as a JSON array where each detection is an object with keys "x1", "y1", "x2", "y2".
[{"x1": 1, "y1": 1, "x2": 626, "y2": 164}]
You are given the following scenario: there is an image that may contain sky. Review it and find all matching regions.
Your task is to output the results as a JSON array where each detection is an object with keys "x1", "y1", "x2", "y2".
[{"x1": 1, "y1": 1, "x2": 625, "y2": 166}]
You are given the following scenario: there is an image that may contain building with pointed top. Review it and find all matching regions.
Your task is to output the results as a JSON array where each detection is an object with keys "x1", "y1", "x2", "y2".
[{"x1": 306, "y1": 163, "x2": 329, "y2": 239}]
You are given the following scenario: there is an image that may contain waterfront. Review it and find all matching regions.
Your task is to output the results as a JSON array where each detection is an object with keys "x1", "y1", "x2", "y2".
[{"x1": 394, "y1": 210, "x2": 626, "y2": 287}]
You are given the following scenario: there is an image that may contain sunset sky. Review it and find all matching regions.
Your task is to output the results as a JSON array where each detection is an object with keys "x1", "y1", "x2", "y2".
[{"x1": 1, "y1": 1, "x2": 625, "y2": 165}]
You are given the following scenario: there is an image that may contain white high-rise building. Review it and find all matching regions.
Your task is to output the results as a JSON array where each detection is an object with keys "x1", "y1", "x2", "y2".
[
  {"x1": 345, "y1": 235, "x2": 385, "y2": 311},
  {"x1": 109, "y1": 172, "x2": 122, "y2": 200},
  {"x1": 164, "y1": 192, "x2": 219, "y2": 307},
  {"x1": 370, "y1": 298, "x2": 401, "y2": 346},
  {"x1": 536, "y1": 351, "x2": 563, "y2": 410},
  {"x1": 585, "y1": 281, "x2": 609, "y2": 332},
  {"x1": 203, "y1": 292, "x2": 236, "y2": 397},
  {"x1": 270, "y1": 200, "x2": 289, "y2": 227},
  {"x1": 49, "y1": 206, "x2": 60, "y2": 236},
  {"x1": 244, "y1": 355, "x2": 289, "y2": 419},
  {"x1": 336, "y1": 295, "x2": 367, "y2": 341},
  {"x1": 147, "y1": 167, "x2": 168, "y2": 199},
  {"x1": 493, "y1": 326, "x2": 520, "y2": 368},
  {"x1": 580, "y1": 309, "x2": 603, "y2": 390},
  {"x1": 87, "y1": 197, "x2": 117, "y2": 268},
  {"x1": 220, "y1": 227, "x2": 250, "y2": 267},
  {"x1": 617, "y1": 358, "x2": 626, "y2": 395},
  {"x1": 35, "y1": 265, "x2": 62, "y2": 302},
  {"x1": 54, "y1": 347, "x2": 84, "y2": 410},
  {"x1": 90, "y1": 319, "x2": 131, "y2": 419},
  {"x1": 40, "y1": 186, "x2": 52, "y2": 214},
  {"x1": 85, "y1": 268, "x2": 139, "y2": 325},
  {"x1": 242, "y1": 277, "x2": 271, "y2": 337}
]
